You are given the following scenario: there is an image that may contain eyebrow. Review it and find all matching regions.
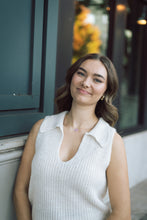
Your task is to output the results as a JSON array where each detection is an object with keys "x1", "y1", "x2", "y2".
[
  {"x1": 78, "y1": 67, "x2": 105, "y2": 80},
  {"x1": 78, "y1": 67, "x2": 87, "y2": 73}
]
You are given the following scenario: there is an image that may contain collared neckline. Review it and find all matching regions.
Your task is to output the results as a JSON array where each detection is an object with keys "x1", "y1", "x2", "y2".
[
  {"x1": 40, "y1": 111, "x2": 114, "y2": 148},
  {"x1": 87, "y1": 117, "x2": 111, "y2": 148},
  {"x1": 40, "y1": 111, "x2": 68, "y2": 133}
]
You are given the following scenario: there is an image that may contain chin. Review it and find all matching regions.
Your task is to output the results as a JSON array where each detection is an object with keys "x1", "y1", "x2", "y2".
[{"x1": 73, "y1": 98, "x2": 95, "y2": 107}]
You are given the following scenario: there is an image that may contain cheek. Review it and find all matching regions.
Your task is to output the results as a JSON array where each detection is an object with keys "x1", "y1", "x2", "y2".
[
  {"x1": 94, "y1": 84, "x2": 107, "y2": 95},
  {"x1": 71, "y1": 74, "x2": 79, "y2": 84},
  {"x1": 70, "y1": 77, "x2": 76, "y2": 97},
  {"x1": 70, "y1": 75, "x2": 81, "y2": 91},
  {"x1": 70, "y1": 77, "x2": 75, "y2": 91}
]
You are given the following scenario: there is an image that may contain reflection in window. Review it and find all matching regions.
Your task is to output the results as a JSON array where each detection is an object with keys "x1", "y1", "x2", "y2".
[
  {"x1": 119, "y1": 1, "x2": 142, "y2": 129},
  {"x1": 72, "y1": 0, "x2": 110, "y2": 63}
]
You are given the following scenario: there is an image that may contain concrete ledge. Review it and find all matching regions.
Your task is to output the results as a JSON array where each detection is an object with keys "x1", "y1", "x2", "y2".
[{"x1": 0, "y1": 135, "x2": 27, "y2": 164}]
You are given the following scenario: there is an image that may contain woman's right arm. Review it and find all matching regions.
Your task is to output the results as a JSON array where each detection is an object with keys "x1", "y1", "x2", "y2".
[{"x1": 13, "y1": 119, "x2": 43, "y2": 220}]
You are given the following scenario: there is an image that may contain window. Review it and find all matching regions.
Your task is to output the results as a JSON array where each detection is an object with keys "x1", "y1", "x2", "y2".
[
  {"x1": 0, "y1": 0, "x2": 42, "y2": 111},
  {"x1": 118, "y1": 0, "x2": 147, "y2": 131},
  {"x1": 0, "y1": 0, "x2": 59, "y2": 137}
]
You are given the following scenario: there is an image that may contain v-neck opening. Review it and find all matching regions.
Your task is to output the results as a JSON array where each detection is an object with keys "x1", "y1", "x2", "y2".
[
  {"x1": 56, "y1": 112, "x2": 102, "y2": 164},
  {"x1": 57, "y1": 131, "x2": 87, "y2": 164}
]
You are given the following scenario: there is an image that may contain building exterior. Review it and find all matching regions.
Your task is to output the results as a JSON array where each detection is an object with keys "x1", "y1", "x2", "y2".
[{"x1": 0, "y1": 0, "x2": 147, "y2": 219}]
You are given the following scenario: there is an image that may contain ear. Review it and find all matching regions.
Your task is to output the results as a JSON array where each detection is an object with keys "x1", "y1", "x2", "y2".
[{"x1": 100, "y1": 95, "x2": 105, "y2": 101}]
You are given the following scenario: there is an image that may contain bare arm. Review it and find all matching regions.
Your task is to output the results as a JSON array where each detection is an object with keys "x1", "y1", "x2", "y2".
[
  {"x1": 13, "y1": 119, "x2": 43, "y2": 220},
  {"x1": 106, "y1": 133, "x2": 131, "y2": 220}
]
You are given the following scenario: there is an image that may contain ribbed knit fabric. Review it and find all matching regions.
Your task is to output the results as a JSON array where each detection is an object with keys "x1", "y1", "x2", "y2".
[{"x1": 28, "y1": 111, "x2": 116, "y2": 220}]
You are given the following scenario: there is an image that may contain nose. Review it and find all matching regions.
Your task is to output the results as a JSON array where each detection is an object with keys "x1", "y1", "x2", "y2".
[{"x1": 81, "y1": 77, "x2": 91, "y2": 88}]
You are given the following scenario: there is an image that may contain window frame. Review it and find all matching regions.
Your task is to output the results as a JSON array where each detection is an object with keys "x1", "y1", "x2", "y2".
[
  {"x1": 111, "y1": 0, "x2": 147, "y2": 135},
  {"x1": 0, "y1": 0, "x2": 60, "y2": 138},
  {"x1": 0, "y1": 0, "x2": 44, "y2": 111}
]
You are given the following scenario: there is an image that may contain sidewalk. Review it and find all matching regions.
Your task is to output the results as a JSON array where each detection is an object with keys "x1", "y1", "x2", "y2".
[{"x1": 131, "y1": 179, "x2": 147, "y2": 220}]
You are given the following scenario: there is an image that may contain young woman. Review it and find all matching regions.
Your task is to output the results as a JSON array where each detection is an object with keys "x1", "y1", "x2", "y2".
[{"x1": 14, "y1": 53, "x2": 131, "y2": 220}]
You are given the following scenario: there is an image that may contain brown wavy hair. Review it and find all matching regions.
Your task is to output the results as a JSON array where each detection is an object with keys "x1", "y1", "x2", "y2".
[{"x1": 55, "y1": 53, "x2": 119, "y2": 127}]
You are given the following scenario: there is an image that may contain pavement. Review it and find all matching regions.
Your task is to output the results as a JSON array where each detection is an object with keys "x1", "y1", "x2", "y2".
[{"x1": 131, "y1": 179, "x2": 147, "y2": 220}]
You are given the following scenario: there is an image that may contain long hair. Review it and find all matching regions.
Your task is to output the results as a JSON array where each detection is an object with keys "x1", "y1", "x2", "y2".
[{"x1": 55, "y1": 53, "x2": 119, "y2": 127}]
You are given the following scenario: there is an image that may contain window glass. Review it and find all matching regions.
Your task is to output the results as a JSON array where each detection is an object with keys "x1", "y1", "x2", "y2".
[
  {"x1": 72, "y1": 0, "x2": 110, "y2": 63},
  {"x1": 0, "y1": 0, "x2": 32, "y2": 95},
  {"x1": 119, "y1": 1, "x2": 142, "y2": 129}
]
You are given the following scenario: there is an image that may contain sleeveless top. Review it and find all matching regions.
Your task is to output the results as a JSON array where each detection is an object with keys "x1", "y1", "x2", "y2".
[{"x1": 28, "y1": 111, "x2": 116, "y2": 220}]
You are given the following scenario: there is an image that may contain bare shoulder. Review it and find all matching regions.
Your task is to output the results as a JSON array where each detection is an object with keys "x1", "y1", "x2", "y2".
[
  {"x1": 22, "y1": 118, "x2": 44, "y2": 155},
  {"x1": 29, "y1": 119, "x2": 44, "y2": 137},
  {"x1": 110, "y1": 131, "x2": 128, "y2": 170},
  {"x1": 26, "y1": 118, "x2": 44, "y2": 143},
  {"x1": 113, "y1": 132, "x2": 124, "y2": 146},
  {"x1": 112, "y1": 132, "x2": 126, "y2": 155}
]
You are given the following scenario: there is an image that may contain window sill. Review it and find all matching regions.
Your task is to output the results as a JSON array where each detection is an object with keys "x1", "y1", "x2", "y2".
[{"x1": 0, "y1": 135, "x2": 28, "y2": 164}]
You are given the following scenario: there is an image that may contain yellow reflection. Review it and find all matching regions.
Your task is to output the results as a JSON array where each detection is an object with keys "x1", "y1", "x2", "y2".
[
  {"x1": 137, "y1": 19, "x2": 147, "y2": 25},
  {"x1": 117, "y1": 4, "x2": 126, "y2": 11},
  {"x1": 106, "y1": 6, "x2": 110, "y2": 11},
  {"x1": 72, "y1": 2, "x2": 101, "y2": 63}
]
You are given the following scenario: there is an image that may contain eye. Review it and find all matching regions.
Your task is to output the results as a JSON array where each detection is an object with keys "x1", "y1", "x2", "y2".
[
  {"x1": 94, "y1": 78, "x2": 102, "y2": 83},
  {"x1": 77, "y1": 71, "x2": 85, "y2": 77}
]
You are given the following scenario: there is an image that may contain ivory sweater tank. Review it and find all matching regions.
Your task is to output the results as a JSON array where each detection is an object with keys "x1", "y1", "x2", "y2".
[{"x1": 28, "y1": 111, "x2": 116, "y2": 220}]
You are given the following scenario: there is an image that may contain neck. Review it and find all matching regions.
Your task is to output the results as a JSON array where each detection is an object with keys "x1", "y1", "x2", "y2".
[{"x1": 64, "y1": 102, "x2": 98, "y2": 131}]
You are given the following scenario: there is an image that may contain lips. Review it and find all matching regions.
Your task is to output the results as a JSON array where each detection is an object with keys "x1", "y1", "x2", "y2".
[{"x1": 77, "y1": 88, "x2": 91, "y2": 95}]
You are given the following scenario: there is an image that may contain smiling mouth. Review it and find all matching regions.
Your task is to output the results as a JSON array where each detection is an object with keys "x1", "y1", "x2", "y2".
[{"x1": 77, "y1": 88, "x2": 91, "y2": 95}]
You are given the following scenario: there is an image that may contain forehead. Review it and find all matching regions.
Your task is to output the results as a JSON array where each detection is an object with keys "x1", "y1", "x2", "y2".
[{"x1": 79, "y1": 59, "x2": 107, "y2": 78}]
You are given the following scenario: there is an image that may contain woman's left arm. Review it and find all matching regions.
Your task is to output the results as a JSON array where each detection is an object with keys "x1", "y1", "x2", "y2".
[{"x1": 106, "y1": 133, "x2": 131, "y2": 220}]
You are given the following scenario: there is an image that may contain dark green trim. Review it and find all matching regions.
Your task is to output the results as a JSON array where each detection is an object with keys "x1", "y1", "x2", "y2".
[
  {"x1": 42, "y1": 0, "x2": 60, "y2": 114},
  {"x1": 0, "y1": 0, "x2": 60, "y2": 137},
  {"x1": 0, "y1": 95, "x2": 39, "y2": 110},
  {"x1": 31, "y1": 0, "x2": 44, "y2": 96},
  {"x1": 0, "y1": 112, "x2": 44, "y2": 137}
]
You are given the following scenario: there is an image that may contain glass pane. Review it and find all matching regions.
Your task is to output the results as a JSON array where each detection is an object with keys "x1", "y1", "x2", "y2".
[
  {"x1": 72, "y1": 0, "x2": 110, "y2": 63},
  {"x1": 0, "y1": 0, "x2": 32, "y2": 95},
  {"x1": 119, "y1": 1, "x2": 142, "y2": 129}
]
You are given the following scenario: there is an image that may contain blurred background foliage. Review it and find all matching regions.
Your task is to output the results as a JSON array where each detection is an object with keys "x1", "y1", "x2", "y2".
[{"x1": 72, "y1": 2, "x2": 102, "y2": 63}]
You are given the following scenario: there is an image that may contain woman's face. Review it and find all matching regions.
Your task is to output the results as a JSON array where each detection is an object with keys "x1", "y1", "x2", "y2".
[{"x1": 70, "y1": 59, "x2": 107, "y2": 107}]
